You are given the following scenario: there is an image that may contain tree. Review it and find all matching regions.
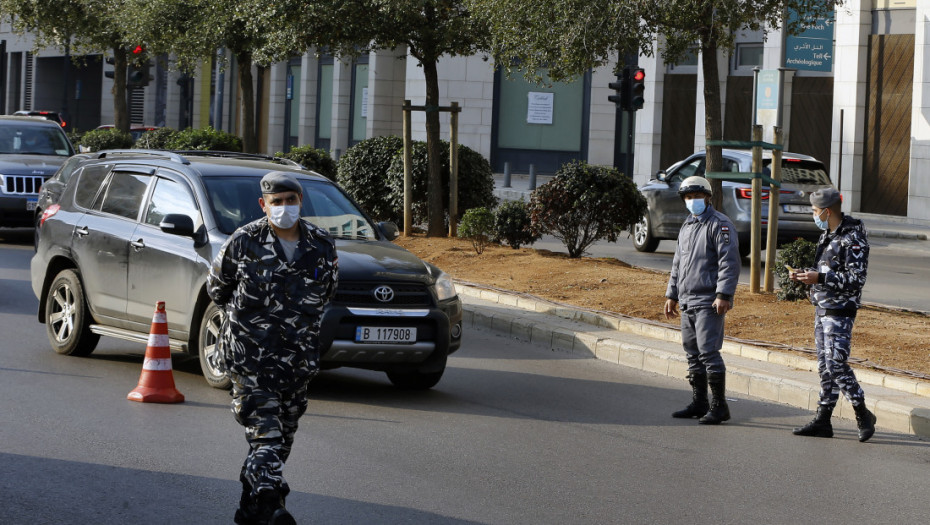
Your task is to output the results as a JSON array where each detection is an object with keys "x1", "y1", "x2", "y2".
[
  {"x1": 469, "y1": 0, "x2": 841, "y2": 207},
  {"x1": 275, "y1": 0, "x2": 491, "y2": 237},
  {"x1": 0, "y1": 0, "x2": 141, "y2": 132},
  {"x1": 124, "y1": 0, "x2": 302, "y2": 152}
]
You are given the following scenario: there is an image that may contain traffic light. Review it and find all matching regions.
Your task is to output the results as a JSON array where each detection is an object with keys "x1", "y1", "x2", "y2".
[
  {"x1": 127, "y1": 46, "x2": 152, "y2": 87},
  {"x1": 104, "y1": 56, "x2": 116, "y2": 79},
  {"x1": 608, "y1": 67, "x2": 631, "y2": 110},
  {"x1": 629, "y1": 68, "x2": 646, "y2": 111}
]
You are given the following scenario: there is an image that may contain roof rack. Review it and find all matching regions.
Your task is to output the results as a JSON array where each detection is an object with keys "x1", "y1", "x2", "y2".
[
  {"x1": 94, "y1": 149, "x2": 190, "y2": 165},
  {"x1": 169, "y1": 150, "x2": 303, "y2": 167}
]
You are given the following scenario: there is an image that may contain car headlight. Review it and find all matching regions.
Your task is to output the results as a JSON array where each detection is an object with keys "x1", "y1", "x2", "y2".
[{"x1": 433, "y1": 271, "x2": 457, "y2": 301}]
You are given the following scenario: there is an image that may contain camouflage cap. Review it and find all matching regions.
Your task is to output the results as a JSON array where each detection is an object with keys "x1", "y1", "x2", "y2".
[
  {"x1": 810, "y1": 187, "x2": 841, "y2": 208},
  {"x1": 260, "y1": 171, "x2": 302, "y2": 195}
]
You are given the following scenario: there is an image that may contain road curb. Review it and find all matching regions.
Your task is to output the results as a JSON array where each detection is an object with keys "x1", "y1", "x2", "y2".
[{"x1": 457, "y1": 283, "x2": 930, "y2": 440}]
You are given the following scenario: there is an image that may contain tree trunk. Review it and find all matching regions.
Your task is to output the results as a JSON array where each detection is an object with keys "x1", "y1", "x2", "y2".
[
  {"x1": 422, "y1": 58, "x2": 445, "y2": 237},
  {"x1": 701, "y1": 31, "x2": 724, "y2": 210},
  {"x1": 111, "y1": 46, "x2": 130, "y2": 133},
  {"x1": 237, "y1": 52, "x2": 258, "y2": 153}
]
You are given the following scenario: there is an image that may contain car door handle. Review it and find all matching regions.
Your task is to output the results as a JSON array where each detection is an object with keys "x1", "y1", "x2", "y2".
[
  {"x1": 130, "y1": 239, "x2": 145, "y2": 251},
  {"x1": 74, "y1": 226, "x2": 89, "y2": 237}
]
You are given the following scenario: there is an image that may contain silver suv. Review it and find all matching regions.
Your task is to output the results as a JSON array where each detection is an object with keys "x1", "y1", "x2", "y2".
[
  {"x1": 0, "y1": 116, "x2": 75, "y2": 227},
  {"x1": 632, "y1": 149, "x2": 832, "y2": 257}
]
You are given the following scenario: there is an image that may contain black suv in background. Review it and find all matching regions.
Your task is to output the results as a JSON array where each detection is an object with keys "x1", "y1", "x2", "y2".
[
  {"x1": 31, "y1": 150, "x2": 463, "y2": 390},
  {"x1": 0, "y1": 116, "x2": 75, "y2": 227}
]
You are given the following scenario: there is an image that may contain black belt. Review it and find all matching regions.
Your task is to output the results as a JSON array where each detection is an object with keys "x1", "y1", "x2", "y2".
[{"x1": 823, "y1": 308, "x2": 857, "y2": 318}]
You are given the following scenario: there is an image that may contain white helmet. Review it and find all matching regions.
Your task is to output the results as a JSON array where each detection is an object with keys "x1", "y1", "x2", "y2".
[{"x1": 678, "y1": 176, "x2": 713, "y2": 198}]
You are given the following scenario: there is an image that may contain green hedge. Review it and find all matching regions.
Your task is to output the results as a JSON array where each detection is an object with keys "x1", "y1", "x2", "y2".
[
  {"x1": 77, "y1": 128, "x2": 134, "y2": 152},
  {"x1": 276, "y1": 145, "x2": 337, "y2": 181}
]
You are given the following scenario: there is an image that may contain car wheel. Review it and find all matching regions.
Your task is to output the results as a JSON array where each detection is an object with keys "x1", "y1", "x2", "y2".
[
  {"x1": 386, "y1": 362, "x2": 446, "y2": 390},
  {"x1": 632, "y1": 214, "x2": 659, "y2": 252},
  {"x1": 197, "y1": 302, "x2": 231, "y2": 390},
  {"x1": 45, "y1": 269, "x2": 100, "y2": 356}
]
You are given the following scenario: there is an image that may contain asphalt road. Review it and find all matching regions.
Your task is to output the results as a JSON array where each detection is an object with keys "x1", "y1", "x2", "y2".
[{"x1": 2, "y1": 231, "x2": 929, "y2": 524}]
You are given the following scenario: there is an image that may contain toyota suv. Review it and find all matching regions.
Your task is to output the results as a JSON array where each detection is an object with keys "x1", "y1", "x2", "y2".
[
  {"x1": 31, "y1": 150, "x2": 462, "y2": 390},
  {"x1": 632, "y1": 149, "x2": 832, "y2": 257},
  {"x1": 0, "y1": 116, "x2": 75, "y2": 227}
]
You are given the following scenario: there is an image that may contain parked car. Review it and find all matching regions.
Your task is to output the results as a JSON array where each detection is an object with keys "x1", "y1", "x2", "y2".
[
  {"x1": 632, "y1": 149, "x2": 833, "y2": 257},
  {"x1": 31, "y1": 150, "x2": 462, "y2": 390},
  {"x1": 12, "y1": 110, "x2": 66, "y2": 127},
  {"x1": 0, "y1": 116, "x2": 75, "y2": 228}
]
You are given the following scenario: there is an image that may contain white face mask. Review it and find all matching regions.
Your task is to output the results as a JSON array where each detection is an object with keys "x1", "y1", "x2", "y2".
[{"x1": 267, "y1": 204, "x2": 301, "y2": 229}]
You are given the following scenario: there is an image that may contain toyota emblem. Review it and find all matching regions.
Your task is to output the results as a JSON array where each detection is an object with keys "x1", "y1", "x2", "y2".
[{"x1": 373, "y1": 285, "x2": 394, "y2": 303}]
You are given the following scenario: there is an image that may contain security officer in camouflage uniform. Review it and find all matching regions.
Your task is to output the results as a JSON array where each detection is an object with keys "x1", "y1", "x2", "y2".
[
  {"x1": 665, "y1": 176, "x2": 741, "y2": 425},
  {"x1": 789, "y1": 187, "x2": 876, "y2": 442},
  {"x1": 208, "y1": 171, "x2": 338, "y2": 524}
]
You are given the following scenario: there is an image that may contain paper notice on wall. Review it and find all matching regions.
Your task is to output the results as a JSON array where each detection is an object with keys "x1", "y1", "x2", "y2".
[
  {"x1": 527, "y1": 92, "x2": 554, "y2": 124},
  {"x1": 361, "y1": 87, "x2": 368, "y2": 118}
]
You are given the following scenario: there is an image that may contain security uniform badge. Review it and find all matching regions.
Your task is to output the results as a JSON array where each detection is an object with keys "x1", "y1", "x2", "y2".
[{"x1": 721, "y1": 225, "x2": 730, "y2": 244}]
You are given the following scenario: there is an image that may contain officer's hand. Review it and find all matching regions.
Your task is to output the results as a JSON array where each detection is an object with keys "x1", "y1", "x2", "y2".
[
  {"x1": 713, "y1": 298, "x2": 732, "y2": 316},
  {"x1": 793, "y1": 270, "x2": 819, "y2": 285},
  {"x1": 664, "y1": 299, "x2": 679, "y2": 320}
]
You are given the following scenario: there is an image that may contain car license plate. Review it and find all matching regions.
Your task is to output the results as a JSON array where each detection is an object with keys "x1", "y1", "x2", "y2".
[
  {"x1": 26, "y1": 200, "x2": 37, "y2": 211},
  {"x1": 355, "y1": 326, "x2": 417, "y2": 343},
  {"x1": 783, "y1": 204, "x2": 811, "y2": 214}
]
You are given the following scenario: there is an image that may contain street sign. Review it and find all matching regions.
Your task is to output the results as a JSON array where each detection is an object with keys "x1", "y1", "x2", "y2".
[{"x1": 784, "y1": 8, "x2": 835, "y2": 72}]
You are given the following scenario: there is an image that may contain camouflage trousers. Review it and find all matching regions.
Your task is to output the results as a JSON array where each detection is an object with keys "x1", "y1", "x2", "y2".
[
  {"x1": 815, "y1": 315, "x2": 865, "y2": 408},
  {"x1": 230, "y1": 373, "x2": 311, "y2": 498}
]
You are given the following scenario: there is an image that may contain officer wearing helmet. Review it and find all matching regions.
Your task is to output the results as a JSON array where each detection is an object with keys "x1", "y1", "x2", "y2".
[{"x1": 664, "y1": 175, "x2": 741, "y2": 425}]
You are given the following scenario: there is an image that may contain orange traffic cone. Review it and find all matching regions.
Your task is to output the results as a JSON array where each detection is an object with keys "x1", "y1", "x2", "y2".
[{"x1": 127, "y1": 301, "x2": 185, "y2": 403}]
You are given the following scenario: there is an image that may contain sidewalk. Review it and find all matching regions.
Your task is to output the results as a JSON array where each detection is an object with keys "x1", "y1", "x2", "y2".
[
  {"x1": 492, "y1": 172, "x2": 930, "y2": 244},
  {"x1": 456, "y1": 282, "x2": 930, "y2": 440}
]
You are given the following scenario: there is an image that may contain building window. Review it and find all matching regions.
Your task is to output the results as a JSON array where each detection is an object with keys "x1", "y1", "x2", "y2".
[{"x1": 735, "y1": 44, "x2": 764, "y2": 70}]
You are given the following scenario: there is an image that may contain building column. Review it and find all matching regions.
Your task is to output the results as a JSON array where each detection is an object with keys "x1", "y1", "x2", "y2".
[
  {"x1": 634, "y1": 53, "x2": 663, "y2": 186},
  {"x1": 329, "y1": 57, "x2": 352, "y2": 159},
  {"x1": 367, "y1": 47, "x2": 406, "y2": 139},
  {"x1": 265, "y1": 61, "x2": 287, "y2": 155},
  {"x1": 830, "y1": 0, "x2": 870, "y2": 213},
  {"x1": 694, "y1": 48, "x2": 729, "y2": 151},
  {"x1": 298, "y1": 51, "x2": 319, "y2": 147},
  {"x1": 908, "y1": 0, "x2": 930, "y2": 219}
]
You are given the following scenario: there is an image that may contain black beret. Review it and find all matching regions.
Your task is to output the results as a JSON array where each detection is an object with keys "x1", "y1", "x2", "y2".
[
  {"x1": 260, "y1": 171, "x2": 302, "y2": 195},
  {"x1": 810, "y1": 187, "x2": 841, "y2": 208}
]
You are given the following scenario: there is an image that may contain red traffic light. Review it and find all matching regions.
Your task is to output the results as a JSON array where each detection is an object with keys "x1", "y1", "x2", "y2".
[
  {"x1": 633, "y1": 69, "x2": 645, "y2": 82},
  {"x1": 132, "y1": 45, "x2": 144, "y2": 54}
]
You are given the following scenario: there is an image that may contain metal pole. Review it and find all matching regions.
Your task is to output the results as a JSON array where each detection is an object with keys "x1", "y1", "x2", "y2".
[
  {"x1": 750, "y1": 125, "x2": 763, "y2": 293},
  {"x1": 449, "y1": 102, "x2": 459, "y2": 237},
  {"x1": 837, "y1": 109, "x2": 844, "y2": 194},
  {"x1": 528, "y1": 164, "x2": 536, "y2": 190},
  {"x1": 403, "y1": 100, "x2": 413, "y2": 237},
  {"x1": 503, "y1": 161, "x2": 512, "y2": 188},
  {"x1": 764, "y1": 127, "x2": 783, "y2": 292},
  {"x1": 751, "y1": 67, "x2": 760, "y2": 127}
]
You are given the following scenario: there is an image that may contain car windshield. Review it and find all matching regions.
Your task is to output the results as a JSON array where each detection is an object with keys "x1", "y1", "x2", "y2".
[
  {"x1": 762, "y1": 159, "x2": 832, "y2": 186},
  {"x1": 203, "y1": 176, "x2": 377, "y2": 240},
  {"x1": 0, "y1": 126, "x2": 72, "y2": 156}
]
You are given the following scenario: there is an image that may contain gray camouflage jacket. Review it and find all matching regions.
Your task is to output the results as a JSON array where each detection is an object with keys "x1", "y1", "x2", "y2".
[
  {"x1": 207, "y1": 217, "x2": 338, "y2": 385},
  {"x1": 666, "y1": 204, "x2": 741, "y2": 308},
  {"x1": 807, "y1": 214, "x2": 868, "y2": 315}
]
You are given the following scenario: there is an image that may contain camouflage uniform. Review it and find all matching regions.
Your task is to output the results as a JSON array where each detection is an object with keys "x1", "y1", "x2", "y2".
[
  {"x1": 208, "y1": 216, "x2": 337, "y2": 503},
  {"x1": 808, "y1": 214, "x2": 869, "y2": 408}
]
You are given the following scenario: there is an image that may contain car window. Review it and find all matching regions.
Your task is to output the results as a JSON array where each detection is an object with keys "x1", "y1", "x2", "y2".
[
  {"x1": 73, "y1": 165, "x2": 111, "y2": 209},
  {"x1": 298, "y1": 180, "x2": 376, "y2": 240},
  {"x1": 203, "y1": 177, "x2": 267, "y2": 234},
  {"x1": 54, "y1": 155, "x2": 90, "y2": 185},
  {"x1": 0, "y1": 127, "x2": 72, "y2": 156},
  {"x1": 767, "y1": 159, "x2": 832, "y2": 185},
  {"x1": 144, "y1": 177, "x2": 201, "y2": 228},
  {"x1": 99, "y1": 171, "x2": 152, "y2": 220},
  {"x1": 671, "y1": 158, "x2": 705, "y2": 183}
]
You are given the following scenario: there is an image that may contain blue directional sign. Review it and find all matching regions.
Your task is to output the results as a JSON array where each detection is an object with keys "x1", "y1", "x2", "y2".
[{"x1": 784, "y1": 8, "x2": 835, "y2": 72}]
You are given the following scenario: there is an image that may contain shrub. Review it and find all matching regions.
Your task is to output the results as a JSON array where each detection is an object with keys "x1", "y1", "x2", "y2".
[
  {"x1": 774, "y1": 238, "x2": 818, "y2": 301},
  {"x1": 167, "y1": 126, "x2": 242, "y2": 151},
  {"x1": 135, "y1": 127, "x2": 178, "y2": 150},
  {"x1": 337, "y1": 135, "x2": 405, "y2": 222},
  {"x1": 77, "y1": 128, "x2": 134, "y2": 152},
  {"x1": 495, "y1": 199, "x2": 539, "y2": 249},
  {"x1": 66, "y1": 129, "x2": 85, "y2": 149},
  {"x1": 529, "y1": 160, "x2": 647, "y2": 258},
  {"x1": 384, "y1": 140, "x2": 498, "y2": 225},
  {"x1": 276, "y1": 145, "x2": 337, "y2": 181},
  {"x1": 458, "y1": 207, "x2": 496, "y2": 254}
]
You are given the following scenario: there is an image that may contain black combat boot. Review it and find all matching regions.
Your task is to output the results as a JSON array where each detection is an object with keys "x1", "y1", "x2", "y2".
[
  {"x1": 792, "y1": 405, "x2": 834, "y2": 438},
  {"x1": 234, "y1": 476, "x2": 260, "y2": 525},
  {"x1": 672, "y1": 373, "x2": 709, "y2": 418},
  {"x1": 854, "y1": 402, "x2": 877, "y2": 442},
  {"x1": 256, "y1": 490, "x2": 296, "y2": 525},
  {"x1": 698, "y1": 373, "x2": 731, "y2": 425}
]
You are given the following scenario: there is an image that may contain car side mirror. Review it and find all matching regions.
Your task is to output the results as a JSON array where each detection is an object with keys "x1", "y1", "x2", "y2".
[
  {"x1": 159, "y1": 213, "x2": 196, "y2": 238},
  {"x1": 655, "y1": 170, "x2": 668, "y2": 183},
  {"x1": 378, "y1": 221, "x2": 401, "y2": 240}
]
